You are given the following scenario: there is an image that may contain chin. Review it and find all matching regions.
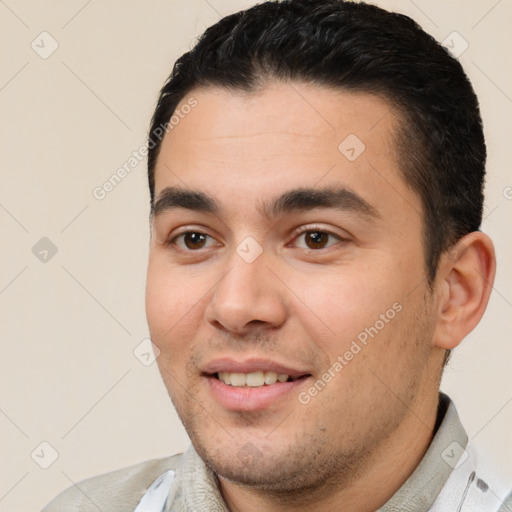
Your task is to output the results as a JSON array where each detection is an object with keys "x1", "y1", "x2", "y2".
[
  {"x1": 204, "y1": 452, "x2": 308, "y2": 490},
  {"x1": 190, "y1": 429, "x2": 356, "y2": 495}
]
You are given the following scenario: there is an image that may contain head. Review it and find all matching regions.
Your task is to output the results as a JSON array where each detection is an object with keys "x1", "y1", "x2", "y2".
[{"x1": 145, "y1": 0, "x2": 495, "y2": 499}]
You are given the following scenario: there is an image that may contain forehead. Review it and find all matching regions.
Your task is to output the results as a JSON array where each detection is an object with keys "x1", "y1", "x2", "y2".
[
  {"x1": 157, "y1": 82, "x2": 398, "y2": 161},
  {"x1": 153, "y1": 82, "x2": 420, "y2": 226}
]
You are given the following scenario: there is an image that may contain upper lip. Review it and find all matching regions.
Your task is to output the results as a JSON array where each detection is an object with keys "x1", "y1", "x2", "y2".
[{"x1": 202, "y1": 357, "x2": 311, "y2": 377}]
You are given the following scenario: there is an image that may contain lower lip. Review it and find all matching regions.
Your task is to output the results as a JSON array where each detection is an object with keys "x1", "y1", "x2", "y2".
[{"x1": 205, "y1": 375, "x2": 310, "y2": 411}]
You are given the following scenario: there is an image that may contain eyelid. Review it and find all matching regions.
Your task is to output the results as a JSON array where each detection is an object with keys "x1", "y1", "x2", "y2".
[
  {"x1": 166, "y1": 226, "x2": 220, "y2": 248},
  {"x1": 289, "y1": 224, "x2": 349, "y2": 243}
]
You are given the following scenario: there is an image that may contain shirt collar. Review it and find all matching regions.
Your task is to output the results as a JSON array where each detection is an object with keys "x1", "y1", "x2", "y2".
[{"x1": 377, "y1": 392, "x2": 468, "y2": 511}]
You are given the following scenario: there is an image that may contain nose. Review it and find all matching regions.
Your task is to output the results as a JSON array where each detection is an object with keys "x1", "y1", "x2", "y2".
[{"x1": 204, "y1": 244, "x2": 288, "y2": 335}]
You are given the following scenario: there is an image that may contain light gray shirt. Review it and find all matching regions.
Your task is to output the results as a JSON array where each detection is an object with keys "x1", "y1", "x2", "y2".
[{"x1": 42, "y1": 393, "x2": 512, "y2": 511}]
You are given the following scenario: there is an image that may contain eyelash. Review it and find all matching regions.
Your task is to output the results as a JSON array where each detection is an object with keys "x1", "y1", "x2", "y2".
[{"x1": 166, "y1": 225, "x2": 347, "y2": 253}]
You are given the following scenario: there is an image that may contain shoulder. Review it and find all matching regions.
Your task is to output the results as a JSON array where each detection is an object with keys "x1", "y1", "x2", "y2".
[{"x1": 41, "y1": 453, "x2": 183, "y2": 512}]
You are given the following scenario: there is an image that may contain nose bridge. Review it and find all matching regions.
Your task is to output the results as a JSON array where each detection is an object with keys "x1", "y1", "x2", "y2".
[{"x1": 205, "y1": 238, "x2": 287, "y2": 333}]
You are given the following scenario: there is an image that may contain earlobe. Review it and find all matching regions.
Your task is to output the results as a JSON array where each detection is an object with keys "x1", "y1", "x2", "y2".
[{"x1": 432, "y1": 231, "x2": 496, "y2": 350}]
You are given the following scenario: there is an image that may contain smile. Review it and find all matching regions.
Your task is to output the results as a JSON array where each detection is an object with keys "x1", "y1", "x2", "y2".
[{"x1": 216, "y1": 371, "x2": 305, "y2": 387}]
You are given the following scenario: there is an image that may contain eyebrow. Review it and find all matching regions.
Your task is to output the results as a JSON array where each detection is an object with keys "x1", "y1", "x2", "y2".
[{"x1": 152, "y1": 185, "x2": 380, "y2": 221}]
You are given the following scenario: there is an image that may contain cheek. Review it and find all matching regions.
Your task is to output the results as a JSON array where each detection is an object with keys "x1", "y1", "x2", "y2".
[
  {"x1": 145, "y1": 256, "x2": 198, "y2": 342},
  {"x1": 145, "y1": 270, "x2": 171, "y2": 335},
  {"x1": 297, "y1": 262, "x2": 404, "y2": 351}
]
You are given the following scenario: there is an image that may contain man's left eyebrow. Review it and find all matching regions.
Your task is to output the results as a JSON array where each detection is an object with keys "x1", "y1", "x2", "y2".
[{"x1": 258, "y1": 186, "x2": 381, "y2": 221}]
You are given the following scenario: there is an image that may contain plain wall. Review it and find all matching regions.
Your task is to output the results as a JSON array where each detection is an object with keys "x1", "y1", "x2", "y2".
[{"x1": 1, "y1": 1, "x2": 511, "y2": 510}]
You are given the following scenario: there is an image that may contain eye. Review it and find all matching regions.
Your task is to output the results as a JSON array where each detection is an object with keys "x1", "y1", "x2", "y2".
[
  {"x1": 168, "y1": 231, "x2": 219, "y2": 251},
  {"x1": 292, "y1": 227, "x2": 346, "y2": 250}
]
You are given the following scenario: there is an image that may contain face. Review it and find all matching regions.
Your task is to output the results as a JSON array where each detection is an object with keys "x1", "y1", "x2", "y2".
[{"x1": 145, "y1": 82, "x2": 439, "y2": 492}]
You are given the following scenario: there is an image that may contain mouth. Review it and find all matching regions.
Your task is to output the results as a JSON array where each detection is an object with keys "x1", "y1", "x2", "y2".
[
  {"x1": 213, "y1": 371, "x2": 309, "y2": 387},
  {"x1": 201, "y1": 359, "x2": 312, "y2": 411}
]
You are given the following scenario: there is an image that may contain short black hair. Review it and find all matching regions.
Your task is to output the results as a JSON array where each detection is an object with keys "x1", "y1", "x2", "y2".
[{"x1": 147, "y1": 0, "x2": 486, "y2": 286}]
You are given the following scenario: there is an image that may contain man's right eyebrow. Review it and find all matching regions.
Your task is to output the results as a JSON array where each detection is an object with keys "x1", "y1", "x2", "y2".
[{"x1": 152, "y1": 187, "x2": 222, "y2": 217}]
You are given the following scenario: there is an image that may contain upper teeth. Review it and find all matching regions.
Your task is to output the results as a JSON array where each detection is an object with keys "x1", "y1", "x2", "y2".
[{"x1": 218, "y1": 371, "x2": 290, "y2": 387}]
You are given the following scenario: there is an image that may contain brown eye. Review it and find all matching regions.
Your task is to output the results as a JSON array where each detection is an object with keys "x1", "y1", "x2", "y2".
[
  {"x1": 294, "y1": 229, "x2": 343, "y2": 250},
  {"x1": 183, "y1": 232, "x2": 207, "y2": 249},
  {"x1": 169, "y1": 232, "x2": 217, "y2": 251},
  {"x1": 304, "y1": 231, "x2": 330, "y2": 249}
]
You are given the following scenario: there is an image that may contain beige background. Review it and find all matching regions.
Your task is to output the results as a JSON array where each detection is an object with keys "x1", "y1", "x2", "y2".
[{"x1": 1, "y1": 1, "x2": 511, "y2": 510}]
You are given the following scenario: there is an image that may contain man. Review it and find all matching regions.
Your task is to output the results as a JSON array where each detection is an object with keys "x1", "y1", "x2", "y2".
[{"x1": 42, "y1": 0, "x2": 511, "y2": 510}]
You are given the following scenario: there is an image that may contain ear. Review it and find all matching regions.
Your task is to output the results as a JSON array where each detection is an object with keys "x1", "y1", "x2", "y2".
[{"x1": 432, "y1": 231, "x2": 496, "y2": 350}]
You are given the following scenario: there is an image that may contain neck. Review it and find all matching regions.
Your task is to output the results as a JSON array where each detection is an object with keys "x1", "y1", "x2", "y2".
[{"x1": 218, "y1": 390, "x2": 441, "y2": 512}]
